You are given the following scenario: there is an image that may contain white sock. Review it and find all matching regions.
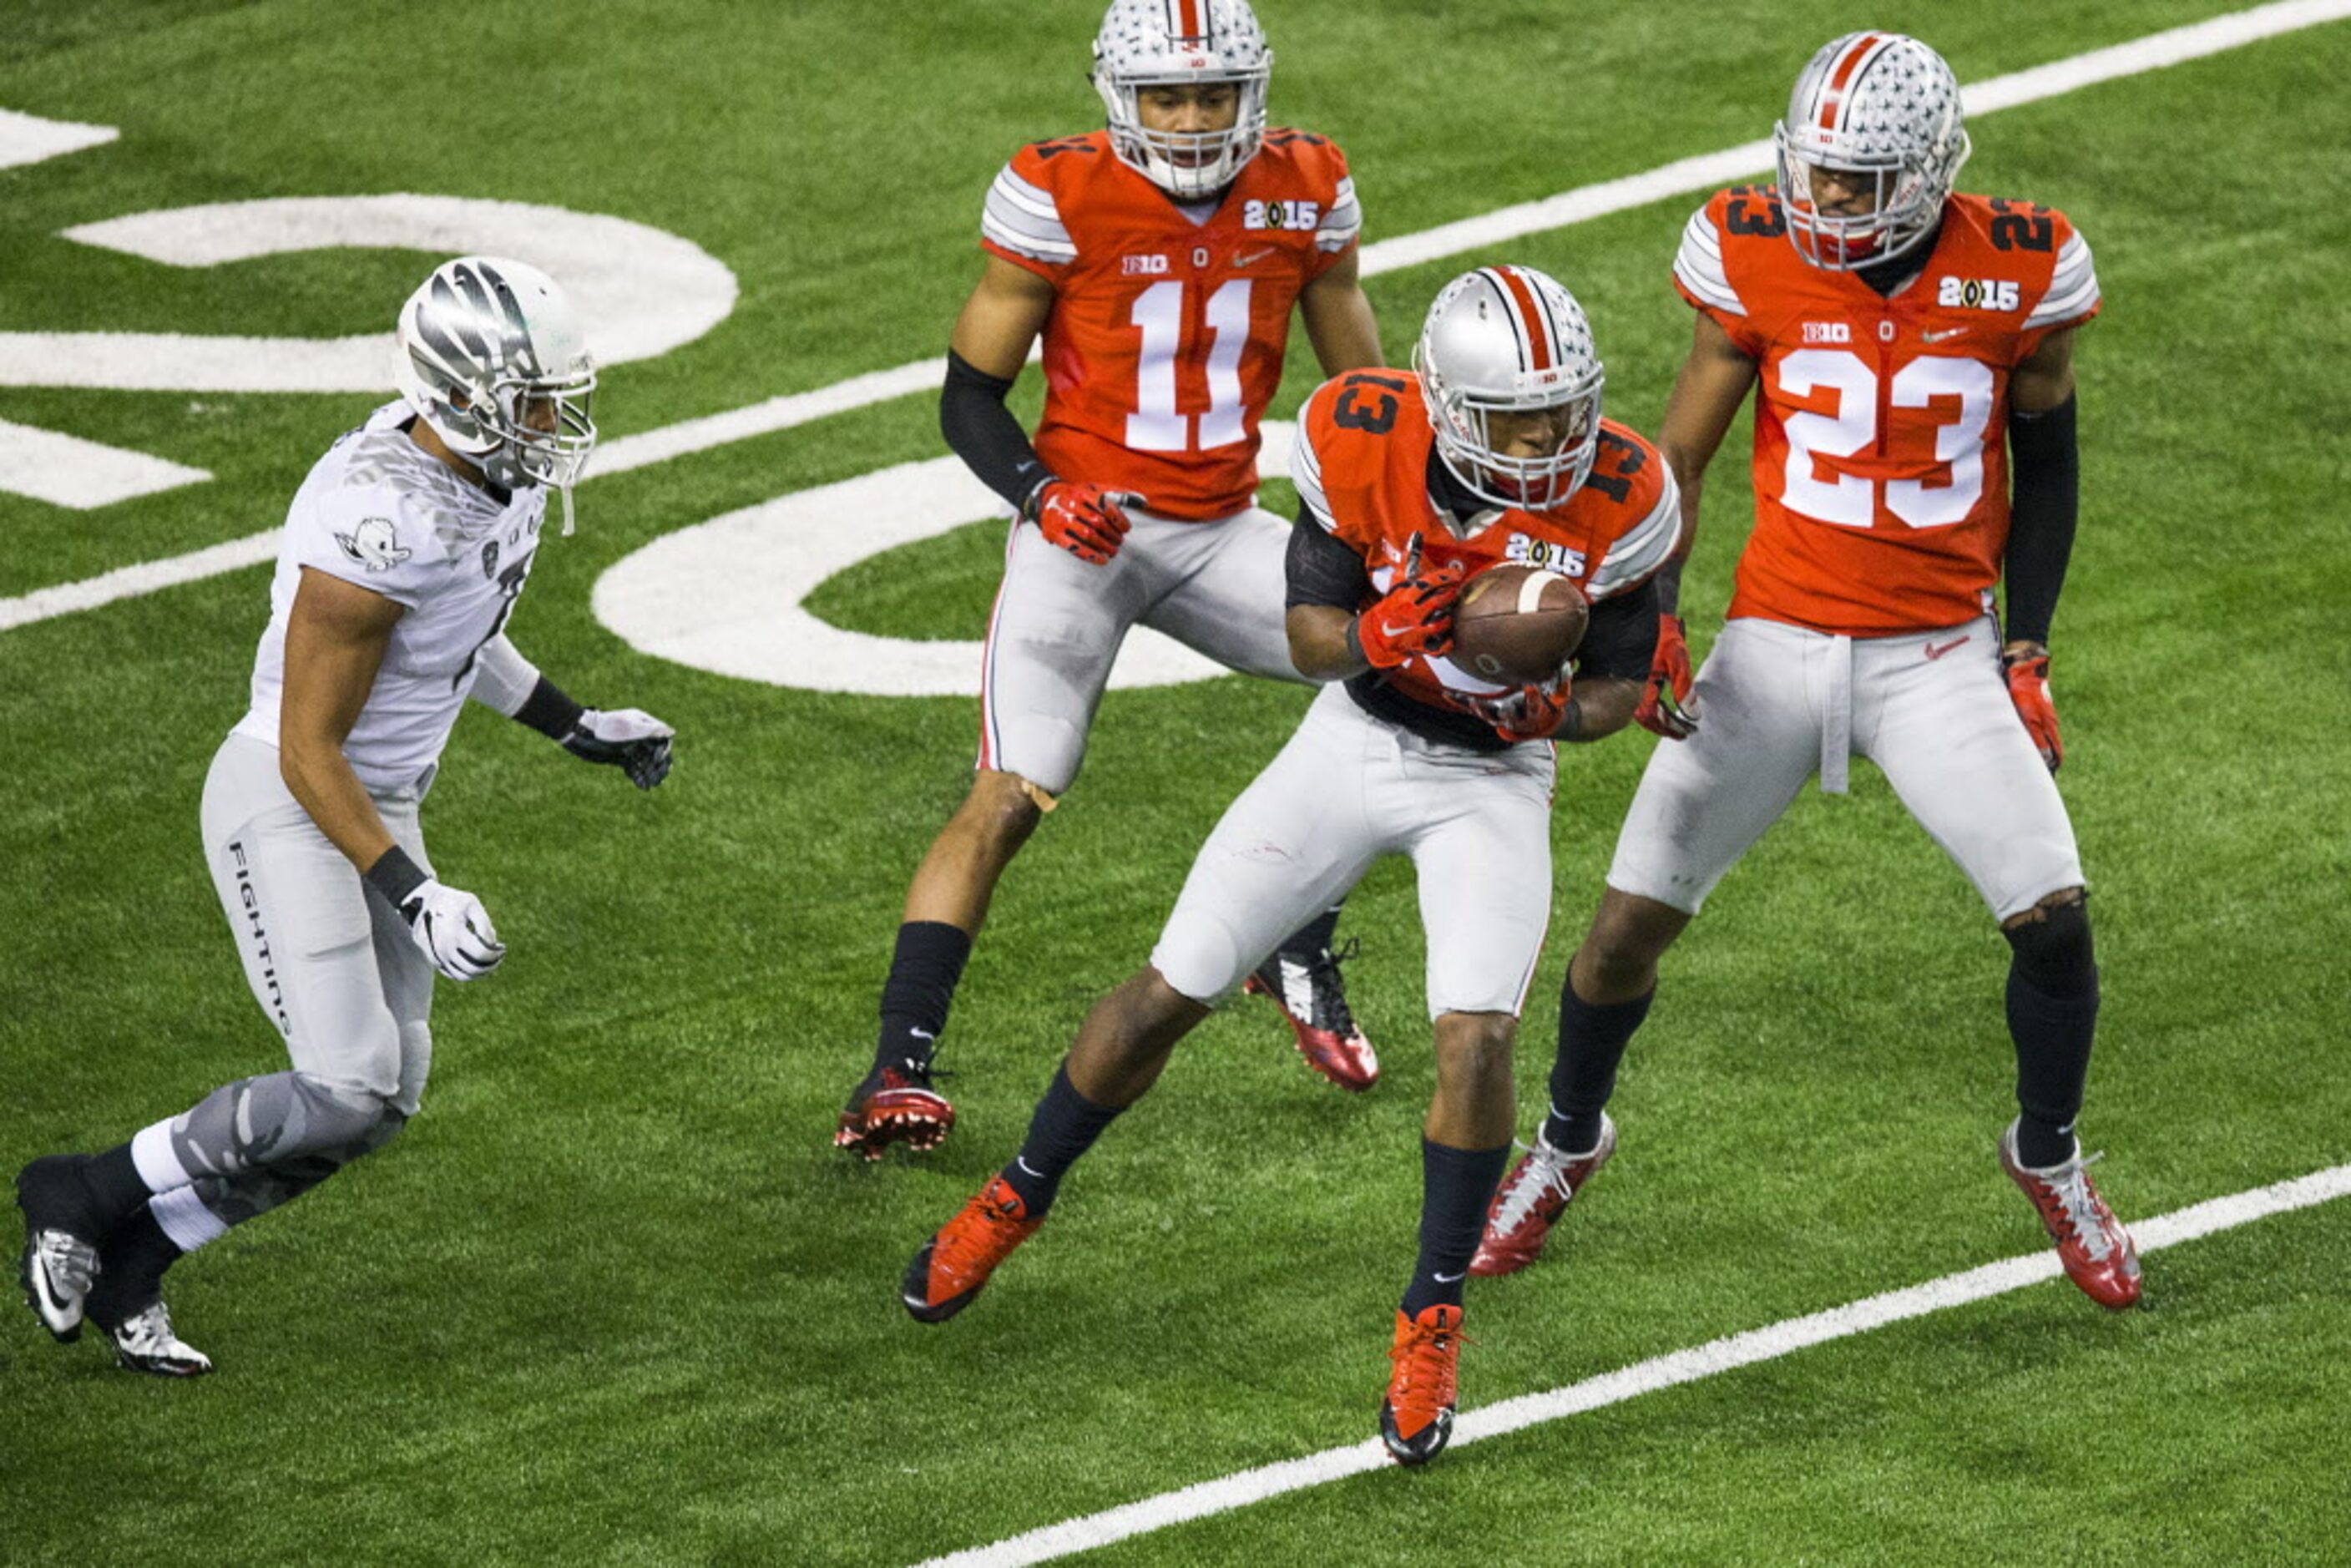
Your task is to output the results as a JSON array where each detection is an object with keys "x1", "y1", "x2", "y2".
[
  {"x1": 149, "y1": 1186, "x2": 228, "y2": 1254},
  {"x1": 131, "y1": 1119, "x2": 194, "y2": 1193}
]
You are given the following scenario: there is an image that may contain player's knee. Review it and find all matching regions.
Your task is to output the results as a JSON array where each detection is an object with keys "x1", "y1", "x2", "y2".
[
  {"x1": 962, "y1": 770, "x2": 1049, "y2": 847},
  {"x1": 294, "y1": 1069, "x2": 403, "y2": 1143},
  {"x1": 1432, "y1": 1012, "x2": 1517, "y2": 1083},
  {"x1": 1580, "y1": 890, "x2": 1686, "y2": 995},
  {"x1": 2003, "y1": 888, "x2": 2095, "y2": 994}
]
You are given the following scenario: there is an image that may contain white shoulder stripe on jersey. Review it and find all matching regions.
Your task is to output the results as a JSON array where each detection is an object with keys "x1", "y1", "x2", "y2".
[
  {"x1": 2023, "y1": 230, "x2": 2100, "y2": 329},
  {"x1": 1585, "y1": 469, "x2": 1682, "y2": 599},
  {"x1": 1672, "y1": 207, "x2": 1744, "y2": 316},
  {"x1": 983, "y1": 167, "x2": 1076, "y2": 262},
  {"x1": 1317, "y1": 175, "x2": 1362, "y2": 253},
  {"x1": 1292, "y1": 418, "x2": 1337, "y2": 532}
]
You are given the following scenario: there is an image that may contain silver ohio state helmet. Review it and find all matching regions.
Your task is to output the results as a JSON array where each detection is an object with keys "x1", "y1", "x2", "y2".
[
  {"x1": 1091, "y1": 0, "x2": 1272, "y2": 200},
  {"x1": 1773, "y1": 32, "x2": 1971, "y2": 271},
  {"x1": 395, "y1": 256, "x2": 598, "y2": 520},
  {"x1": 1413, "y1": 266, "x2": 1605, "y2": 512}
]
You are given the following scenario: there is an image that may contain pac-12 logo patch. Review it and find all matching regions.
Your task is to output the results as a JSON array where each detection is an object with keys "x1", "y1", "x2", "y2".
[{"x1": 335, "y1": 516, "x2": 410, "y2": 573}]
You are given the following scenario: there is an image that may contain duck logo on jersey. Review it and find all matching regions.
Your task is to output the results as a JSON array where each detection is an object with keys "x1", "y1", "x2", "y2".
[
  {"x1": 1243, "y1": 199, "x2": 1321, "y2": 230},
  {"x1": 335, "y1": 516, "x2": 411, "y2": 574}
]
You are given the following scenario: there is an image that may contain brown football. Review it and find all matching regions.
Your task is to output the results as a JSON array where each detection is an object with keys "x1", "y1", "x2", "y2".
[{"x1": 1451, "y1": 563, "x2": 1589, "y2": 685}]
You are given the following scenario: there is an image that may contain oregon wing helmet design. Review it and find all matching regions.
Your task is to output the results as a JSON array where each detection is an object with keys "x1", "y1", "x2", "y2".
[
  {"x1": 1773, "y1": 32, "x2": 1971, "y2": 270},
  {"x1": 1413, "y1": 266, "x2": 1605, "y2": 513},
  {"x1": 1092, "y1": 0, "x2": 1272, "y2": 199},
  {"x1": 396, "y1": 256, "x2": 598, "y2": 523}
]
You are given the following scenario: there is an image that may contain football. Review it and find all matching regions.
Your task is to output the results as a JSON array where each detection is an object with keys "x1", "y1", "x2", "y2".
[{"x1": 1450, "y1": 564, "x2": 1589, "y2": 685}]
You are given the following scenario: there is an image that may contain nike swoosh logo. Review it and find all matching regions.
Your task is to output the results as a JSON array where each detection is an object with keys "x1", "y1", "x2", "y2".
[
  {"x1": 1015, "y1": 1158, "x2": 1044, "y2": 1178},
  {"x1": 1922, "y1": 326, "x2": 1969, "y2": 343},
  {"x1": 1924, "y1": 635, "x2": 1969, "y2": 660},
  {"x1": 909, "y1": 1029, "x2": 936, "y2": 1041},
  {"x1": 1234, "y1": 246, "x2": 1278, "y2": 268},
  {"x1": 1433, "y1": 1270, "x2": 1466, "y2": 1284}
]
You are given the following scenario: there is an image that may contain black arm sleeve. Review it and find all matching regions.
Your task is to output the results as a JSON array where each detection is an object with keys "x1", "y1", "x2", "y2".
[
  {"x1": 940, "y1": 350, "x2": 1050, "y2": 514},
  {"x1": 2002, "y1": 392, "x2": 2080, "y2": 647},
  {"x1": 1285, "y1": 508, "x2": 1373, "y2": 609},
  {"x1": 1574, "y1": 577, "x2": 1663, "y2": 684}
]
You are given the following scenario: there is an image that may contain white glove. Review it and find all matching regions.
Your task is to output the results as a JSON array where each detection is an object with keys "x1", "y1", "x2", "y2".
[
  {"x1": 397, "y1": 878, "x2": 506, "y2": 982},
  {"x1": 559, "y1": 707, "x2": 675, "y2": 790}
]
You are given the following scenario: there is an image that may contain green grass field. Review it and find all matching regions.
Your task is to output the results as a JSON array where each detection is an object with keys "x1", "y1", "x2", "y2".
[{"x1": 4, "y1": 3, "x2": 2348, "y2": 1563}]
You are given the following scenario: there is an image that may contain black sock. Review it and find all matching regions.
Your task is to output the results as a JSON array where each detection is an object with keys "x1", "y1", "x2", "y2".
[
  {"x1": 1401, "y1": 1138, "x2": 1512, "y2": 1317},
  {"x1": 1272, "y1": 904, "x2": 1342, "y2": 964},
  {"x1": 875, "y1": 920, "x2": 973, "y2": 1074},
  {"x1": 82, "y1": 1143, "x2": 152, "y2": 1230},
  {"x1": 84, "y1": 1205, "x2": 185, "y2": 1328},
  {"x1": 2009, "y1": 967, "x2": 2098, "y2": 1167},
  {"x1": 1540, "y1": 979, "x2": 1654, "y2": 1154},
  {"x1": 995, "y1": 1064, "x2": 1125, "y2": 1217}
]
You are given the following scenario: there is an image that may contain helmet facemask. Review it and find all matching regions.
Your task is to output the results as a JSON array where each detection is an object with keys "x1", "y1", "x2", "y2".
[
  {"x1": 1091, "y1": 0, "x2": 1272, "y2": 200},
  {"x1": 1772, "y1": 32, "x2": 1971, "y2": 271}
]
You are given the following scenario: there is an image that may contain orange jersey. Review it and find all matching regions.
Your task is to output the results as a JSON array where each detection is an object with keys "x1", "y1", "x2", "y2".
[
  {"x1": 980, "y1": 129, "x2": 1361, "y2": 519},
  {"x1": 1673, "y1": 188, "x2": 2101, "y2": 635},
  {"x1": 1294, "y1": 369, "x2": 1680, "y2": 712}
]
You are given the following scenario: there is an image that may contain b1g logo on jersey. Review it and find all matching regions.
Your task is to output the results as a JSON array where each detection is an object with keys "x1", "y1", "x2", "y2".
[
  {"x1": 1243, "y1": 199, "x2": 1320, "y2": 230},
  {"x1": 1122, "y1": 254, "x2": 1170, "y2": 276},
  {"x1": 1802, "y1": 321, "x2": 1853, "y2": 345},
  {"x1": 1504, "y1": 536, "x2": 1586, "y2": 577},
  {"x1": 1938, "y1": 276, "x2": 2021, "y2": 311}
]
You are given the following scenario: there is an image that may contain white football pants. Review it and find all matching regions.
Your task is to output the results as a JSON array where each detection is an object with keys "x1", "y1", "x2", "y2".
[
  {"x1": 978, "y1": 503, "x2": 1306, "y2": 797},
  {"x1": 200, "y1": 731, "x2": 436, "y2": 1116},
  {"x1": 1152, "y1": 685, "x2": 1558, "y2": 1019},
  {"x1": 1606, "y1": 615, "x2": 2086, "y2": 921}
]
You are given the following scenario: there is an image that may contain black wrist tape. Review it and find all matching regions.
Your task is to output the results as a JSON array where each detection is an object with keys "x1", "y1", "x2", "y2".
[
  {"x1": 515, "y1": 675, "x2": 586, "y2": 741},
  {"x1": 364, "y1": 845, "x2": 429, "y2": 908}
]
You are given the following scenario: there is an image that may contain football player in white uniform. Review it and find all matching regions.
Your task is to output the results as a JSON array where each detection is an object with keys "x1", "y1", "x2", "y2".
[{"x1": 13, "y1": 257, "x2": 675, "y2": 1376}]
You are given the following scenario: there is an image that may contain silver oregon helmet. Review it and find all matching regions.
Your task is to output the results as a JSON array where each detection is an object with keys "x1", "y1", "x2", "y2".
[
  {"x1": 1773, "y1": 32, "x2": 1971, "y2": 271},
  {"x1": 1092, "y1": 0, "x2": 1272, "y2": 200},
  {"x1": 395, "y1": 256, "x2": 598, "y2": 521},
  {"x1": 1413, "y1": 266, "x2": 1605, "y2": 513}
]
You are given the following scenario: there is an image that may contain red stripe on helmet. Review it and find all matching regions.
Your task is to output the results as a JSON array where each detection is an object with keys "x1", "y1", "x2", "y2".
[
  {"x1": 1816, "y1": 33, "x2": 1887, "y2": 133},
  {"x1": 1171, "y1": 0, "x2": 1206, "y2": 43},
  {"x1": 1491, "y1": 266, "x2": 1555, "y2": 372}
]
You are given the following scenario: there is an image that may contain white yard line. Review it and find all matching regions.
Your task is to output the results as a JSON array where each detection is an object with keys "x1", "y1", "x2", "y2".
[
  {"x1": 912, "y1": 1161, "x2": 2351, "y2": 1568},
  {"x1": 3, "y1": 0, "x2": 2344, "y2": 635}
]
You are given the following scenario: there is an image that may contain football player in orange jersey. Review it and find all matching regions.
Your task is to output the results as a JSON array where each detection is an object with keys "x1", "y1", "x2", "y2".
[
  {"x1": 836, "y1": 0, "x2": 1393, "y2": 1161},
  {"x1": 1474, "y1": 33, "x2": 2140, "y2": 1309},
  {"x1": 899, "y1": 266, "x2": 1681, "y2": 1467}
]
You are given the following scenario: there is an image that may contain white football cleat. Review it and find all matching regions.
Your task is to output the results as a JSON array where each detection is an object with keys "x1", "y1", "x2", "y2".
[
  {"x1": 19, "y1": 1227, "x2": 102, "y2": 1342},
  {"x1": 104, "y1": 1301, "x2": 213, "y2": 1377}
]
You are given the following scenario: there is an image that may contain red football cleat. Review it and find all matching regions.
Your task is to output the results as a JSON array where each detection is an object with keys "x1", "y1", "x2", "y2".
[
  {"x1": 1246, "y1": 938, "x2": 1379, "y2": 1093},
  {"x1": 2000, "y1": 1120, "x2": 2142, "y2": 1310},
  {"x1": 1469, "y1": 1115, "x2": 1615, "y2": 1277},
  {"x1": 835, "y1": 1062, "x2": 956, "y2": 1161},
  {"x1": 1380, "y1": 1303, "x2": 1467, "y2": 1466},
  {"x1": 902, "y1": 1176, "x2": 1043, "y2": 1324}
]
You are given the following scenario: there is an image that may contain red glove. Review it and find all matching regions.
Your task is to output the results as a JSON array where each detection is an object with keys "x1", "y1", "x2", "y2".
[
  {"x1": 1633, "y1": 613, "x2": 1698, "y2": 740},
  {"x1": 1027, "y1": 480, "x2": 1140, "y2": 565},
  {"x1": 1356, "y1": 553, "x2": 1466, "y2": 670},
  {"x1": 2003, "y1": 648, "x2": 2063, "y2": 772},
  {"x1": 1464, "y1": 679, "x2": 1574, "y2": 744}
]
